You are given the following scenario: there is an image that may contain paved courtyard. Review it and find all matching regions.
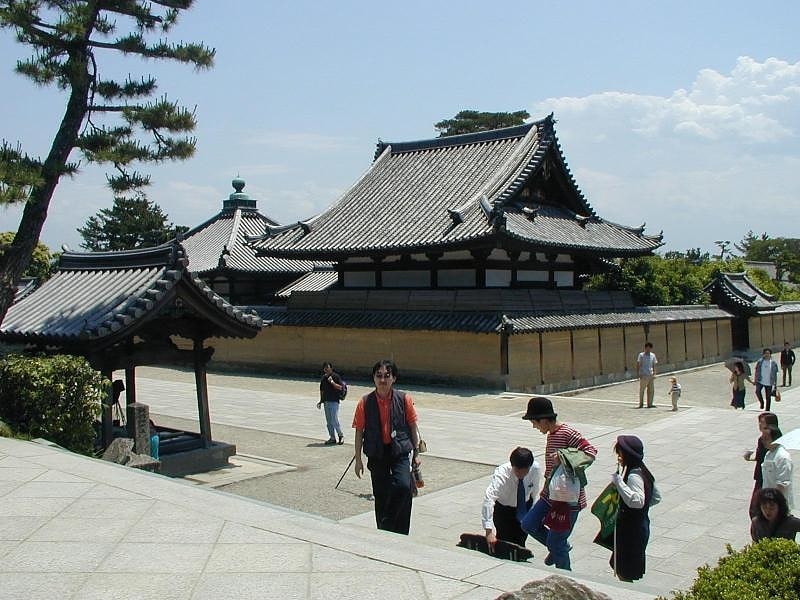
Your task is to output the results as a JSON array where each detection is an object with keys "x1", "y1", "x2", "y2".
[
  {"x1": 1, "y1": 360, "x2": 797, "y2": 599},
  {"x1": 130, "y1": 362, "x2": 800, "y2": 595}
]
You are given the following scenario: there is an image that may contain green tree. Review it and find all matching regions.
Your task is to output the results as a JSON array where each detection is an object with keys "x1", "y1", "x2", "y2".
[
  {"x1": 585, "y1": 255, "x2": 746, "y2": 306},
  {"x1": 78, "y1": 193, "x2": 187, "y2": 251},
  {"x1": 0, "y1": 1, "x2": 214, "y2": 326},
  {"x1": 0, "y1": 354, "x2": 106, "y2": 455},
  {"x1": 0, "y1": 231, "x2": 53, "y2": 280},
  {"x1": 434, "y1": 110, "x2": 530, "y2": 137},
  {"x1": 735, "y1": 232, "x2": 800, "y2": 283}
]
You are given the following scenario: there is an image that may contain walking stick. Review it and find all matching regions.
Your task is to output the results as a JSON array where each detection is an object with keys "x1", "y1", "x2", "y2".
[{"x1": 335, "y1": 455, "x2": 356, "y2": 490}]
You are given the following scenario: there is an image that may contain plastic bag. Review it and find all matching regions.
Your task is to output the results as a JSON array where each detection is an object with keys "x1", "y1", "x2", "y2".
[{"x1": 548, "y1": 464, "x2": 580, "y2": 503}]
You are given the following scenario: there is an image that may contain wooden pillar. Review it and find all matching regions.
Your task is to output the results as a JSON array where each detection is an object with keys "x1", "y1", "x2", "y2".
[
  {"x1": 102, "y1": 370, "x2": 113, "y2": 448},
  {"x1": 193, "y1": 338, "x2": 212, "y2": 447},
  {"x1": 125, "y1": 365, "x2": 136, "y2": 405}
]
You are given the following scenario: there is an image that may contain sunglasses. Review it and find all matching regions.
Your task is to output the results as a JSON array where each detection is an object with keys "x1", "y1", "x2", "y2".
[{"x1": 374, "y1": 372, "x2": 393, "y2": 379}]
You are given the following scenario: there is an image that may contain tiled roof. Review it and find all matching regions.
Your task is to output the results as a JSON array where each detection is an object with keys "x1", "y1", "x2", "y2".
[
  {"x1": 704, "y1": 272, "x2": 777, "y2": 314},
  {"x1": 504, "y1": 305, "x2": 732, "y2": 333},
  {"x1": 249, "y1": 115, "x2": 662, "y2": 259},
  {"x1": 275, "y1": 269, "x2": 339, "y2": 299},
  {"x1": 13, "y1": 277, "x2": 38, "y2": 303},
  {"x1": 255, "y1": 304, "x2": 731, "y2": 335},
  {"x1": 181, "y1": 179, "x2": 323, "y2": 275},
  {"x1": 286, "y1": 289, "x2": 636, "y2": 313},
  {"x1": 760, "y1": 301, "x2": 800, "y2": 316},
  {"x1": 0, "y1": 242, "x2": 262, "y2": 348}
]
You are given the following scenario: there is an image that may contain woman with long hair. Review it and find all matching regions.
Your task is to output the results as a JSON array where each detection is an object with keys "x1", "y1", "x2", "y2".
[
  {"x1": 729, "y1": 361, "x2": 751, "y2": 409},
  {"x1": 610, "y1": 435, "x2": 660, "y2": 582},
  {"x1": 750, "y1": 487, "x2": 800, "y2": 541}
]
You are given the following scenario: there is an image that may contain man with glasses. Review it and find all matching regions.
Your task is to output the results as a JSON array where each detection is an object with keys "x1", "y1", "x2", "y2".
[{"x1": 352, "y1": 359, "x2": 422, "y2": 535}]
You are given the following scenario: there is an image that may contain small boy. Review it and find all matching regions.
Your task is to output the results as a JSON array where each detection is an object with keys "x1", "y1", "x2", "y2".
[{"x1": 668, "y1": 376, "x2": 681, "y2": 411}]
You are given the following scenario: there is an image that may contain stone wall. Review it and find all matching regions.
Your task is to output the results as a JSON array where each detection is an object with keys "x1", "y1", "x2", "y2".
[
  {"x1": 748, "y1": 312, "x2": 800, "y2": 350},
  {"x1": 506, "y1": 318, "x2": 732, "y2": 393},
  {"x1": 208, "y1": 326, "x2": 504, "y2": 387},
  {"x1": 202, "y1": 317, "x2": 736, "y2": 393}
]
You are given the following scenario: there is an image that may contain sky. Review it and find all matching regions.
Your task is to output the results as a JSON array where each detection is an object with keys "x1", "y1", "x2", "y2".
[{"x1": 1, "y1": 1, "x2": 798, "y2": 254}]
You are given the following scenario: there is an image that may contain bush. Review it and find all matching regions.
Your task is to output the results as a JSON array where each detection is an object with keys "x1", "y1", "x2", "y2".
[
  {"x1": 0, "y1": 354, "x2": 107, "y2": 455},
  {"x1": 658, "y1": 539, "x2": 800, "y2": 600}
]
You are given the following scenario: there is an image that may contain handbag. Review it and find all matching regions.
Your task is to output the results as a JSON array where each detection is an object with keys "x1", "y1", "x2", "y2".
[
  {"x1": 548, "y1": 464, "x2": 580, "y2": 503},
  {"x1": 591, "y1": 482, "x2": 620, "y2": 551},
  {"x1": 775, "y1": 390, "x2": 782, "y2": 402}
]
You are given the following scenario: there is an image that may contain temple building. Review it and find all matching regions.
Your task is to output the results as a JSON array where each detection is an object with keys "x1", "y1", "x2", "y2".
[
  {"x1": 248, "y1": 116, "x2": 662, "y2": 290},
  {"x1": 180, "y1": 177, "x2": 326, "y2": 305},
  {"x1": 200, "y1": 116, "x2": 738, "y2": 391}
]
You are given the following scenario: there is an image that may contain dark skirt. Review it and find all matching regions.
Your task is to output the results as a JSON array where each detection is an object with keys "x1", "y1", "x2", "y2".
[
  {"x1": 731, "y1": 388, "x2": 746, "y2": 409},
  {"x1": 611, "y1": 508, "x2": 650, "y2": 581}
]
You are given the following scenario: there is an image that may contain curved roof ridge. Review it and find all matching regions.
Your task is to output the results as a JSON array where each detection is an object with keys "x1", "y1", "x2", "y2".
[
  {"x1": 222, "y1": 207, "x2": 244, "y2": 258},
  {"x1": 58, "y1": 242, "x2": 178, "y2": 271},
  {"x1": 445, "y1": 124, "x2": 542, "y2": 224},
  {"x1": 375, "y1": 121, "x2": 543, "y2": 158}
]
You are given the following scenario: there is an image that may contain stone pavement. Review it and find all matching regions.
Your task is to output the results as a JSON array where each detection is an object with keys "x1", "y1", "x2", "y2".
[
  {"x1": 0, "y1": 437, "x2": 649, "y2": 600},
  {"x1": 2, "y1": 362, "x2": 798, "y2": 599},
  {"x1": 126, "y1": 363, "x2": 800, "y2": 597}
]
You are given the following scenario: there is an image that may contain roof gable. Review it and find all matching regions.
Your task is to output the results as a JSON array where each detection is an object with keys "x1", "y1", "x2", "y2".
[
  {"x1": 704, "y1": 271, "x2": 777, "y2": 314},
  {"x1": 1, "y1": 242, "x2": 262, "y2": 349}
]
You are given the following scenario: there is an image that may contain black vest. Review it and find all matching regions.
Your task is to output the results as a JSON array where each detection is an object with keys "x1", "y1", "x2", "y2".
[{"x1": 363, "y1": 389, "x2": 413, "y2": 459}]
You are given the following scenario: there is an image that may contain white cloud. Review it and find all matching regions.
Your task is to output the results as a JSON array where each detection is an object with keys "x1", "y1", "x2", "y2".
[
  {"x1": 538, "y1": 57, "x2": 799, "y2": 144},
  {"x1": 532, "y1": 57, "x2": 800, "y2": 252}
]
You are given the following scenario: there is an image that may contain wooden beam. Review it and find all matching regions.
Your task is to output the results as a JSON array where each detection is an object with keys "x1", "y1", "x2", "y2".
[
  {"x1": 193, "y1": 338, "x2": 212, "y2": 447},
  {"x1": 125, "y1": 366, "x2": 136, "y2": 405},
  {"x1": 101, "y1": 371, "x2": 113, "y2": 448}
]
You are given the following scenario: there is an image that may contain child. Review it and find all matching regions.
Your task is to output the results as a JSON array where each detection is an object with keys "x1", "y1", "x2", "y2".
[{"x1": 668, "y1": 377, "x2": 681, "y2": 411}]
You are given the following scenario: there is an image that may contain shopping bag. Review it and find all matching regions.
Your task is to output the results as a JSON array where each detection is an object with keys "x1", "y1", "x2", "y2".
[
  {"x1": 548, "y1": 464, "x2": 580, "y2": 503},
  {"x1": 591, "y1": 482, "x2": 619, "y2": 551}
]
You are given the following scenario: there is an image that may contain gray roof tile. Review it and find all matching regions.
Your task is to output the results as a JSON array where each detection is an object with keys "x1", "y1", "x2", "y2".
[
  {"x1": 249, "y1": 116, "x2": 662, "y2": 259},
  {"x1": 256, "y1": 304, "x2": 731, "y2": 334},
  {"x1": 1, "y1": 243, "x2": 262, "y2": 347},
  {"x1": 705, "y1": 272, "x2": 778, "y2": 313}
]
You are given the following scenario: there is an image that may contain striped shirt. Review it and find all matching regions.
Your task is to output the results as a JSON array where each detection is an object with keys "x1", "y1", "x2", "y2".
[{"x1": 541, "y1": 423, "x2": 597, "y2": 509}]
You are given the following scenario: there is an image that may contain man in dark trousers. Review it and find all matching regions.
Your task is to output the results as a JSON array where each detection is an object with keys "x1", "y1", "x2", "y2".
[
  {"x1": 781, "y1": 342, "x2": 795, "y2": 387},
  {"x1": 482, "y1": 447, "x2": 541, "y2": 550},
  {"x1": 352, "y1": 359, "x2": 421, "y2": 535}
]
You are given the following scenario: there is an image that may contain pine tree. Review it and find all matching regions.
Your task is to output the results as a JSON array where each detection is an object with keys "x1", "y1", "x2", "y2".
[
  {"x1": 78, "y1": 193, "x2": 187, "y2": 251},
  {"x1": 0, "y1": 1, "x2": 214, "y2": 324},
  {"x1": 434, "y1": 110, "x2": 530, "y2": 137}
]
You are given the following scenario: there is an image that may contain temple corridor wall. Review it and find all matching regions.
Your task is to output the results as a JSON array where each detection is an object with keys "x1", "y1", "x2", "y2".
[{"x1": 201, "y1": 317, "x2": 740, "y2": 393}]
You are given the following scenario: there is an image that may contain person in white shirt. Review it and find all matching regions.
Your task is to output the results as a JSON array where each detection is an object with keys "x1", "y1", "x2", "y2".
[
  {"x1": 482, "y1": 447, "x2": 541, "y2": 550},
  {"x1": 636, "y1": 342, "x2": 658, "y2": 408},
  {"x1": 761, "y1": 424, "x2": 794, "y2": 509}
]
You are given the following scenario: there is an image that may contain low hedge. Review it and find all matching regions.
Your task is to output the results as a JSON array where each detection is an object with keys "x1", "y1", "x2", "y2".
[
  {"x1": 0, "y1": 354, "x2": 107, "y2": 455},
  {"x1": 658, "y1": 538, "x2": 800, "y2": 600}
]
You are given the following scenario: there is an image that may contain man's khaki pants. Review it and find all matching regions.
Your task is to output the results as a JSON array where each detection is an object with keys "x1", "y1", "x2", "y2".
[{"x1": 639, "y1": 375, "x2": 655, "y2": 408}]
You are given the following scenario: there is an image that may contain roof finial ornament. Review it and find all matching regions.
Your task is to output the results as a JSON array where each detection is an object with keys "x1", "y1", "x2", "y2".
[{"x1": 232, "y1": 175, "x2": 245, "y2": 193}]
